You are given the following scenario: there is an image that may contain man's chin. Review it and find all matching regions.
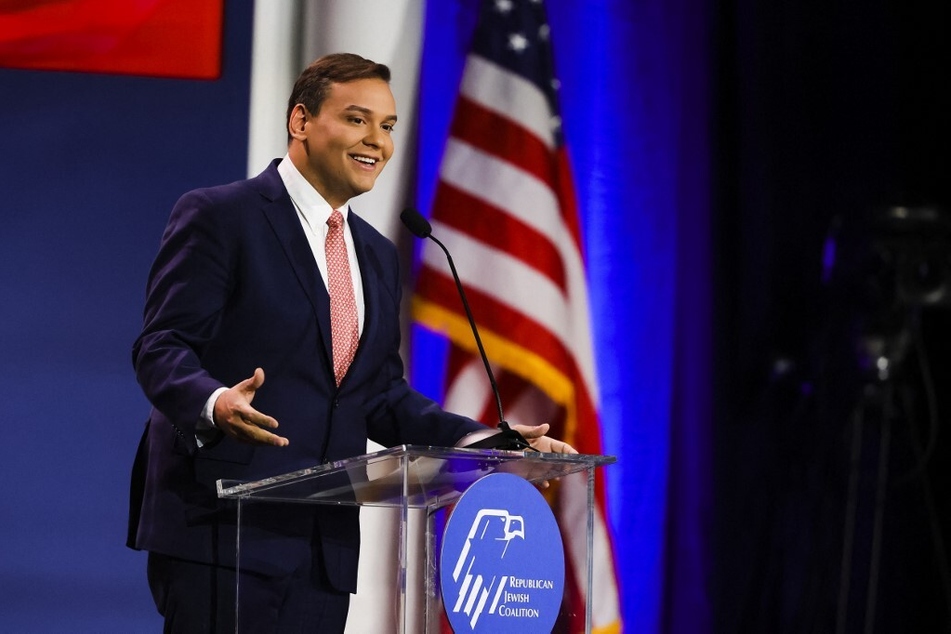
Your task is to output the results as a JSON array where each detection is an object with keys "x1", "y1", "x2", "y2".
[{"x1": 350, "y1": 179, "x2": 379, "y2": 197}]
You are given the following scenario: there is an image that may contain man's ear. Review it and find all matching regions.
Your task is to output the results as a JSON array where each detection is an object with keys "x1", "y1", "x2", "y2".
[{"x1": 288, "y1": 104, "x2": 308, "y2": 140}]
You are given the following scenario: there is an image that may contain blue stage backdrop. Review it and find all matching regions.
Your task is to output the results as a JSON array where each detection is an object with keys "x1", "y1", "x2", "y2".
[
  {"x1": 0, "y1": 4, "x2": 254, "y2": 631},
  {"x1": 0, "y1": 1, "x2": 711, "y2": 631}
]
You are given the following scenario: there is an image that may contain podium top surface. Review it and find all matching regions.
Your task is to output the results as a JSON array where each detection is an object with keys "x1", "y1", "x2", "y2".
[{"x1": 217, "y1": 445, "x2": 615, "y2": 510}]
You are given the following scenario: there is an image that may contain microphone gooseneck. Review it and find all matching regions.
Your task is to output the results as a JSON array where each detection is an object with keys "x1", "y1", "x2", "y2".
[
  {"x1": 401, "y1": 208, "x2": 506, "y2": 427},
  {"x1": 401, "y1": 208, "x2": 531, "y2": 450}
]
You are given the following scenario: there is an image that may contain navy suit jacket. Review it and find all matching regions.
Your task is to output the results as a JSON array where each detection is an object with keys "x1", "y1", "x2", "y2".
[{"x1": 127, "y1": 160, "x2": 483, "y2": 592}]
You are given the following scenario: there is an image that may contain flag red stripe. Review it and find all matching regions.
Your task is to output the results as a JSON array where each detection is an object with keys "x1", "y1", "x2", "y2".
[
  {"x1": 493, "y1": 371, "x2": 525, "y2": 424},
  {"x1": 445, "y1": 101, "x2": 585, "y2": 256},
  {"x1": 450, "y1": 96, "x2": 558, "y2": 187},
  {"x1": 431, "y1": 185, "x2": 567, "y2": 291}
]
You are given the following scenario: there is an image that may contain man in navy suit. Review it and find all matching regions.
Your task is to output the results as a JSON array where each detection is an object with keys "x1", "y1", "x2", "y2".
[{"x1": 128, "y1": 53, "x2": 572, "y2": 632}]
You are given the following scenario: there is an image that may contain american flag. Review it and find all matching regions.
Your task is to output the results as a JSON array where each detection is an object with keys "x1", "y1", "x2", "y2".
[{"x1": 411, "y1": 0, "x2": 621, "y2": 631}]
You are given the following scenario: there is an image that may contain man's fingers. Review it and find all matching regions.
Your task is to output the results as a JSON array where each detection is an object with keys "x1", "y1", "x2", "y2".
[
  {"x1": 513, "y1": 423, "x2": 550, "y2": 439},
  {"x1": 226, "y1": 415, "x2": 289, "y2": 447},
  {"x1": 264, "y1": 433, "x2": 290, "y2": 447},
  {"x1": 245, "y1": 425, "x2": 289, "y2": 447},
  {"x1": 235, "y1": 426, "x2": 289, "y2": 447},
  {"x1": 556, "y1": 440, "x2": 579, "y2": 454},
  {"x1": 238, "y1": 367, "x2": 266, "y2": 396},
  {"x1": 240, "y1": 409, "x2": 279, "y2": 431},
  {"x1": 509, "y1": 423, "x2": 579, "y2": 454},
  {"x1": 236, "y1": 410, "x2": 285, "y2": 440},
  {"x1": 218, "y1": 405, "x2": 287, "y2": 447}
]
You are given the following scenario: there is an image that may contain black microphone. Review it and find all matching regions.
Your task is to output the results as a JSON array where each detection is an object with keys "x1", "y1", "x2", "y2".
[
  {"x1": 400, "y1": 207, "x2": 531, "y2": 451},
  {"x1": 400, "y1": 206, "x2": 433, "y2": 239}
]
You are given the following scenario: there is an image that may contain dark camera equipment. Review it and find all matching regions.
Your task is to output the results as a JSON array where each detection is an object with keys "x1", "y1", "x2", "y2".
[{"x1": 821, "y1": 205, "x2": 951, "y2": 632}]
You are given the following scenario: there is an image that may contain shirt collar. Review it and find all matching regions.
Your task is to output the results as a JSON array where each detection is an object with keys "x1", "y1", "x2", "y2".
[{"x1": 277, "y1": 154, "x2": 351, "y2": 223}]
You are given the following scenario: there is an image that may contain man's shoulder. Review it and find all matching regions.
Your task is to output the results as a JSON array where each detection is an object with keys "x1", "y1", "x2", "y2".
[{"x1": 174, "y1": 162, "x2": 286, "y2": 213}]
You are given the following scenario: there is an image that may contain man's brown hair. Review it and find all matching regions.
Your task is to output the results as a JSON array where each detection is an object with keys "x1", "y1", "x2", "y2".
[{"x1": 286, "y1": 53, "x2": 391, "y2": 132}]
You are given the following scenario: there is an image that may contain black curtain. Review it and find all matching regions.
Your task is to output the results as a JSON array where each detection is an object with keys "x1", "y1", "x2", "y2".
[{"x1": 711, "y1": 0, "x2": 951, "y2": 631}]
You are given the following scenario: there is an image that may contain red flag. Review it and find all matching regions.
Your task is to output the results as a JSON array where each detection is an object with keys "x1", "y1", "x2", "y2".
[
  {"x1": 0, "y1": 0, "x2": 223, "y2": 79},
  {"x1": 412, "y1": 1, "x2": 621, "y2": 631}
]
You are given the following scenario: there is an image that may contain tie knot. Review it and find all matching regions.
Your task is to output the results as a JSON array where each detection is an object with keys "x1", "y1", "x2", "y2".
[{"x1": 328, "y1": 209, "x2": 344, "y2": 229}]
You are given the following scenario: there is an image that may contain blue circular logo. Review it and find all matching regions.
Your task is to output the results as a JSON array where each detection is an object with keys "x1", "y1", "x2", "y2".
[{"x1": 440, "y1": 472, "x2": 565, "y2": 633}]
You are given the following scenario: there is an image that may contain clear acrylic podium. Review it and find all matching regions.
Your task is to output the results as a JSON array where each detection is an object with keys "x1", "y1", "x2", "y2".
[{"x1": 217, "y1": 445, "x2": 615, "y2": 633}]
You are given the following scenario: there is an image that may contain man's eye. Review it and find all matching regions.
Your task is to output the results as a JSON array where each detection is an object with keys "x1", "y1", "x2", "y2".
[
  {"x1": 382, "y1": 124, "x2": 395, "y2": 133},
  {"x1": 349, "y1": 117, "x2": 365, "y2": 124}
]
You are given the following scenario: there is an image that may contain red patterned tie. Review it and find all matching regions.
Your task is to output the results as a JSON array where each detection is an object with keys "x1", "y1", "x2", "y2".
[{"x1": 325, "y1": 209, "x2": 359, "y2": 385}]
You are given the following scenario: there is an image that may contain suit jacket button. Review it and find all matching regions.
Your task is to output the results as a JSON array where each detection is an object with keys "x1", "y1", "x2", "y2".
[{"x1": 333, "y1": 398, "x2": 339, "y2": 408}]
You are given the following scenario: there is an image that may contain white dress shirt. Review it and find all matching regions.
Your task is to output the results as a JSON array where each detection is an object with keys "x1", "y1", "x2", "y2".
[
  {"x1": 277, "y1": 154, "x2": 366, "y2": 333},
  {"x1": 199, "y1": 156, "x2": 367, "y2": 435}
]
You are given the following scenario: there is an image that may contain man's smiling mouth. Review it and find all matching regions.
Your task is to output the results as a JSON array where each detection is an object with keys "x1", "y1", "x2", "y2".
[{"x1": 350, "y1": 155, "x2": 377, "y2": 166}]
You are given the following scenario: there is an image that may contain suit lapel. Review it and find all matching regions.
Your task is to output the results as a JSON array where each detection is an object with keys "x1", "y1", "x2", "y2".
[
  {"x1": 253, "y1": 163, "x2": 335, "y2": 377},
  {"x1": 250, "y1": 162, "x2": 388, "y2": 388},
  {"x1": 348, "y1": 211, "x2": 382, "y2": 378}
]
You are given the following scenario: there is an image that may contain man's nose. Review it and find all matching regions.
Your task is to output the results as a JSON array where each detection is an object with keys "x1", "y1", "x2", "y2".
[{"x1": 363, "y1": 126, "x2": 384, "y2": 148}]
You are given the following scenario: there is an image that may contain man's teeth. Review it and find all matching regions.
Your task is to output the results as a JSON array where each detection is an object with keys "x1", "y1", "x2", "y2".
[{"x1": 352, "y1": 156, "x2": 376, "y2": 165}]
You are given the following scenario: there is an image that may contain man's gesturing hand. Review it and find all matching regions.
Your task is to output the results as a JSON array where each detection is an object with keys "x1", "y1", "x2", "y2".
[{"x1": 212, "y1": 368, "x2": 289, "y2": 447}]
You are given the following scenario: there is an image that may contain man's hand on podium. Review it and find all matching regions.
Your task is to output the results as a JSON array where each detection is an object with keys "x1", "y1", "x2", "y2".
[
  {"x1": 511, "y1": 423, "x2": 578, "y2": 489},
  {"x1": 511, "y1": 423, "x2": 578, "y2": 455}
]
